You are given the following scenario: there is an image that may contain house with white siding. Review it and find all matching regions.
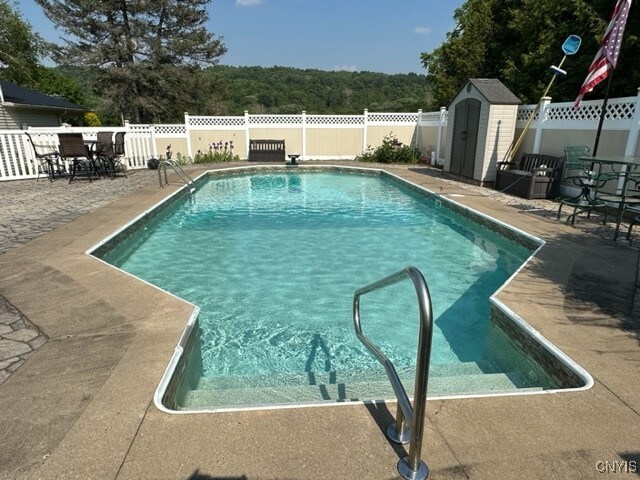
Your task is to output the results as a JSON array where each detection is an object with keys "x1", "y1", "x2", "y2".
[{"x1": 0, "y1": 80, "x2": 88, "y2": 129}]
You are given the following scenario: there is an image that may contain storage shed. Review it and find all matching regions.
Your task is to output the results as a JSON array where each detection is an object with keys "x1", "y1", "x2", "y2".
[{"x1": 444, "y1": 78, "x2": 520, "y2": 185}]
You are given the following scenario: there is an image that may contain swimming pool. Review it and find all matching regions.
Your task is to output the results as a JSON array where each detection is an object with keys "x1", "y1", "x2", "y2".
[{"x1": 91, "y1": 166, "x2": 591, "y2": 412}]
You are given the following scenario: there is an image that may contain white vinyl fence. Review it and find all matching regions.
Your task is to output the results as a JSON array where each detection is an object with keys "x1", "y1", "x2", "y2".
[
  {"x1": 513, "y1": 91, "x2": 640, "y2": 160},
  {"x1": 1, "y1": 90, "x2": 639, "y2": 181},
  {"x1": 0, "y1": 125, "x2": 157, "y2": 181}
]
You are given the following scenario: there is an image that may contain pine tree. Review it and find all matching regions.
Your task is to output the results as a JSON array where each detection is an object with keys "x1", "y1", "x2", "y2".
[{"x1": 35, "y1": 0, "x2": 227, "y2": 123}]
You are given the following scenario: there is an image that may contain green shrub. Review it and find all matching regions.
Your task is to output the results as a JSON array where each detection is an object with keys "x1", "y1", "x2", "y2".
[
  {"x1": 174, "y1": 153, "x2": 190, "y2": 165},
  {"x1": 356, "y1": 133, "x2": 419, "y2": 164}
]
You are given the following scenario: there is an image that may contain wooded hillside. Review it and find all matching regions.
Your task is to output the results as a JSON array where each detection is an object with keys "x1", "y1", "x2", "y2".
[
  {"x1": 53, "y1": 65, "x2": 430, "y2": 121},
  {"x1": 205, "y1": 65, "x2": 430, "y2": 115}
]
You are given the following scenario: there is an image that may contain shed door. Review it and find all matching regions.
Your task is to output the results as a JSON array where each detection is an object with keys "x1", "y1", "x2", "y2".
[{"x1": 450, "y1": 98, "x2": 480, "y2": 178}]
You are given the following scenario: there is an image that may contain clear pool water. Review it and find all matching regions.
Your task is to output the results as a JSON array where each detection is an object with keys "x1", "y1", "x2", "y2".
[{"x1": 100, "y1": 170, "x2": 558, "y2": 409}]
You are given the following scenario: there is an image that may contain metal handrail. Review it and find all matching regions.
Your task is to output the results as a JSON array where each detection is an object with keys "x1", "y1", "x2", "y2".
[
  {"x1": 158, "y1": 159, "x2": 195, "y2": 194},
  {"x1": 353, "y1": 266, "x2": 433, "y2": 480}
]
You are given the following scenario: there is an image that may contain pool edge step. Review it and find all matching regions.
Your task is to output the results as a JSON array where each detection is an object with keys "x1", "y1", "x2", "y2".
[{"x1": 180, "y1": 371, "x2": 541, "y2": 410}]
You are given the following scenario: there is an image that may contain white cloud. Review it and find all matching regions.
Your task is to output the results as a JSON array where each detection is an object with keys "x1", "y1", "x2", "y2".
[
  {"x1": 333, "y1": 65, "x2": 358, "y2": 72},
  {"x1": 236, "y1": 0, "x2": 263, "y2": 5},
  {"x1": 414, "y1": 27, "x2": 431, "y2": 35}
]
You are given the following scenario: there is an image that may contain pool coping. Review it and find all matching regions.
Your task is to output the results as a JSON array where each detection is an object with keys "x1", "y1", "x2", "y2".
[
  {"x1": 85, "y1": 164, "x2": 593, "y2": 414},
  {"x1": 1, "y1": 161, "x2": 638, "y2": 480}
]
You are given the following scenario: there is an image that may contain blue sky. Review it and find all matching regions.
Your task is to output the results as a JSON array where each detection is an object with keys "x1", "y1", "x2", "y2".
[{"x1": 17, "y1": 0, "x2": 464, "y2": 74}]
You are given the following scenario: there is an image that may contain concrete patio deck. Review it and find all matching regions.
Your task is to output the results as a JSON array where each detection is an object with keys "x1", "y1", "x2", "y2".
[{"x1": 0, "y1": 162, "x2": 638, "y2": 480}]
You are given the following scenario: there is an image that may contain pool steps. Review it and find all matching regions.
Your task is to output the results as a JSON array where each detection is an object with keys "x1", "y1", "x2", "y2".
[
  {"x1": 194, "y1": 359, "x2": 496, "y2": 388},
  {"x1": 179, "y1": 360, "x2": 543, "y2": 410}
]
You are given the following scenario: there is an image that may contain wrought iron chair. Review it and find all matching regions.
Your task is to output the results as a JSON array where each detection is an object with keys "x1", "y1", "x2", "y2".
[
  {"x1": 58, "y1": 133, "x2": 96, "y2": 183},
  {"x1": 557, "y1": 145, "x2": 608, "y2": 225},
  {"x1": 625, "y1": 202, "x2": 640, "y2": 243},
  {"x1": 95, "y1": 131, "x2": 117, "y2": 179},
  {"x1": 113, "y1": 132, "x2": 127, "y2": 177},
  {"x1": 599, "y1": 173, "x2": 640, "y2": 241},
  {"x1": 25, "y1": 132, "x2": 63, "y2": 181}
]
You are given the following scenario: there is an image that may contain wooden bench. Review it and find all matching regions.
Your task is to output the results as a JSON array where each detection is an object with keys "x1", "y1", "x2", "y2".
[
  {"x1": 248, "y1": 139, "x2": 285, "y2": 162},
  {"x1": 495, "y1": 153, "x2": 564, "y2": 199}
]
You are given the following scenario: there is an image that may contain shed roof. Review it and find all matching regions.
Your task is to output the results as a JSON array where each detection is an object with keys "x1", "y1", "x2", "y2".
[
  {"x1": 450, "y1": 78, "x2": 521, "y2": 106},
  {"x1": 0, "y1": 80, "x2": 87, "y2": 112}
]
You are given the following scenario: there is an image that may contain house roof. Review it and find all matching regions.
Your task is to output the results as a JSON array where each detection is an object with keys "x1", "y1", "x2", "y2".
[
  {"x1": 450, "y1": 78, "x2": 521, "y2": 106},
  {"x1": 0, "y1": 80, "x2": 87, "y2": 112}
]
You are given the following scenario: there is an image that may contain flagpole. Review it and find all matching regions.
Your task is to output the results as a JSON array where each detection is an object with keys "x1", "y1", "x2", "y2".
[{"x1": 592, "y1": 69, "x2": 615, "y2": 156}]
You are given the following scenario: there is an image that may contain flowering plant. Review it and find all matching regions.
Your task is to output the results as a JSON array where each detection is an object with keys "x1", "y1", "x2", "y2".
[{"x1": 194, "y1": 139, "x2": 239, "y2": 164}]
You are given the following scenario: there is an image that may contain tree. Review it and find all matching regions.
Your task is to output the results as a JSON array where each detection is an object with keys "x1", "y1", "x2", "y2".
[
  {"x1": 35, "y1": 0, "x2": 227, "y2": 123},
  {"x1": 0, "y1": 0, "x2": 49, "y2": 87},
  {"x1": 0, "y1": 0, "x2": 86, "y2": 109},
  {"x1": 421, "y1": 0, "x2": 640, "y2": 108},
  {"x1": 501, "y1": 0, "x2": 604, "y2": 104},
  {"x1": 420, "y1": 0, "x2": 494, "y2": 108},
  {"x1": 33, "y1": 66, "x2": 86, "y2": 105}
]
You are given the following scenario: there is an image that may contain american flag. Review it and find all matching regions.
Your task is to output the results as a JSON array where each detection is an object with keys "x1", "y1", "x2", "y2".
[{"x1": 574, "y1": 0, "x2": 632, "y2": 108}]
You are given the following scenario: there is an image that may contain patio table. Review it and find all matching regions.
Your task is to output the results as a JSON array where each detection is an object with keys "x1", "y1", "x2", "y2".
[{"x1": 580, "y1": 154, "x2": 640, "y2": 239}]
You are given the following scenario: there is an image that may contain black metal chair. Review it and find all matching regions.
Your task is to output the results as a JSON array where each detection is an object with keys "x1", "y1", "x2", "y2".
[
  {"x1": 25, "y1": 132, "x2": 64, "y2": 181},
  {"x1": 557, "y1": 145, "x2": 608, "y2": 225},
  {"x1": 113, "y1": 132, "x2": 127, "y2": 177},
  {"x1": 625, "y1": 200, "x2": 640, "y2": 243},
  {"x1": 95, "y1": 131, "x2": 117, "y2": 179},
  {"x1": 58, "y1": 133, "x2": 97, "y2": 183},
  {"x1": 596, "y1": 173, "x2": 640, "y2": 241}
]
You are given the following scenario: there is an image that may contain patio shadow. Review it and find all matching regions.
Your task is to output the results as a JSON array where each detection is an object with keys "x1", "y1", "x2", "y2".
[{"x1": 187, "y1": 470, "x2": 247, "y2": 480}]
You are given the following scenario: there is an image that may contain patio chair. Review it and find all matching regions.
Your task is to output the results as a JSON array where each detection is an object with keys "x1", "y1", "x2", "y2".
[
  {"x1": 95, "y1": 131, "x2": 117, "y2": 179},
  {"x1": 600, "y1": 174, "x2": 640, "y2": 241},
  {"x1": 626, "y1": 203, "x2": 640, "y2": 243},
  {"x1": 557, "y1": 145, "x2": 608, "y2": 225},
  {"x1": 25, "y1": 132, "x2": 63, "y2": 181},
  {"x1": 113, "y1": 132, "x2": 127, "y2": 177},
  {"x1": 58, "y1": 133, "x2": 96, "y2": 183}
]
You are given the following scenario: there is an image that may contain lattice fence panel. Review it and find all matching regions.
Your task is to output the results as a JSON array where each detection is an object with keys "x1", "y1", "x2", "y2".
[
  {"x1": 249, "y1": 115, "x2": 303, "y2": 125},
  {"x1": 546, "y1": 100, "x2": 635, "y2": 122},
  {"x1": 368, "y1": 113, "x2": 419, "y2": 123},
  {"x1": 126, "y1": 124, "x2": 153, "y2": 132},
  {"x1": 517, "y1": 106, "x2": 537, "y2": 122},
  {"x1": 188, "y1": 116, "x2": 245, "y2": 127},
  {"x1": 419, "y1": 112, "x2": 441, "y2": 123},
  {"x1": 306, "y1": 115, "x2": 364, "y2": 126},
  {"x1": 155, "y1": 125, "x2": 187, "y2": 135}
]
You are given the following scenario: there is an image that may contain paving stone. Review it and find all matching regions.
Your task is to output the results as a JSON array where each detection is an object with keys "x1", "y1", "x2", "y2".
[
  {"x1": 0, "y1": 324, "x2": 13, "y2": 335},
  {"x1": 0, "y1": 339, "x2": 31, "y2": 361},
  {"x1": 3, "y1": 329, "x2": 39, "y2": 343},
  {"x1": 0, "y1": 357, "x2": 19, "y2": 370},
  {"x1": 0, "y1": 312, "x2": 20, "y2": 325},
  {"x1": 10, "y1": 318, "x2": 27, "y2": 330},
  {"x1": 28, "y1": 336, "x2": 47, "y2": 350},
  {"x1": 7, "y1": 358, "x2": 25, "y2": 372},
  {"x1": 18, "y1": 351, "x2": 33, "y2": 362},
  {"x1": 0, "y1": 301, "x2": 17, "y2": 314}
]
